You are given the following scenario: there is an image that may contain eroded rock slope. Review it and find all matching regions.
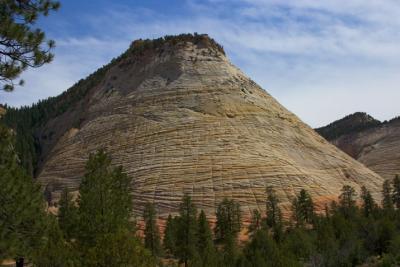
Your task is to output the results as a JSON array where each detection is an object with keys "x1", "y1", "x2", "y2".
[
  {"x1": 37, "y1": 35, "x2": 384, "y2": 220},
  {"x1": 317, "y1": 113, "x2": 400, "y2": 180}
]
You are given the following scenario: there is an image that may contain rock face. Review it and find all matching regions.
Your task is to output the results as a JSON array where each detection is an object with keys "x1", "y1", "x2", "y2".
[
  {"x1": 317, "y1": 113, "x2": 400, "y2": 180},
  {"x1": 37, "y1": 34, "x2": 384, "y2": 220}
]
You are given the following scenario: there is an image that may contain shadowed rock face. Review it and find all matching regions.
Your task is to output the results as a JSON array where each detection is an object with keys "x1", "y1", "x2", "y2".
[
  {"x1": 37, "y1": 35, "x2": 384, "y2": 220},
  {"x1": 317, "y1": 113, "x2": 400, "y2": 180}
]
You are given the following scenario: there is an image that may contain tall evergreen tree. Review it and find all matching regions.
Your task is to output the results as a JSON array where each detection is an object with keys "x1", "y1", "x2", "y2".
[
  {"x1": 197, "y1": 210, "x2": 218, "y2": 266},
  {"x1": 0, "y1": 123, "x2": 47, "y2": 265},
  {"x1": 239, "y1": 229, "x2": 300, "y2": 267},
  {"x1": 265, "y1": 186, "x2": 282, "y2": 229},
  {"x1": 392, "y1": 175, "x2": 400, "y2": 209},
  {"x1": 58, "y1": 188, "x2": 78, "y2": 240},
  {"x1": 248, "y1": 209, "x2": 262, "y2": 236},
  {"x1": 0, "y1": 0, "x2": 60, "y2": 91},
  {"x1": 215, "y1": 198, "x2": 241, "y2": 243},
  {"x1": 360, "y1": 186, "x2": 376, "y2": 217},
  {"x1": 31, "y1": 216, "x2": 76, "y2": 267},
  {"x1": 76, "y1": 149, "x2": 147, "y2": 266},
  {"x1": 163, "y1": 214, "x2": 177, "y2": 256},
  {"x1": 215, "y1": 198, "x2": 241, "y2": 266},
  {"x1": 338, "y1": 185, "x2": 357, "y2": 218},
  {"x1": 382, "y1": 179, "x2": 394, "y2": 211},
  {"x1": 143, "y1": 202, "x2": 162, "y2": 257},
  {"x1": 176, "y1": 194, "x2": 198, "y2": 267},
  {"x1": 291, "y1": 189, "x2": 314, "y2": 227}
]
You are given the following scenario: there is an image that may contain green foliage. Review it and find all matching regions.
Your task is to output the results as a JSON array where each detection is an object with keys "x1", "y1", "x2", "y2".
[
  {"x1": 0, "y1": 123, "x2": 48, "y2": 261},
  {"x1": 1, "y1": 61, "x2": 111, "y2": 175},
  {"x1": 339, "y1": 185, "x2": 358, "y2": 218},
  {"x1": 316, "y1": 112, "x2": 381, "y2": 141},
  {"x1": 0, "y1": 0, "x2": 60, "y2": 91},
  {"x1": 238, "y1": 229, "x2": 300, "y2": 267},
  {"x1": 265, "y1": 186, "x2": 282, "y2": 229},
  {"x1": 196, "y1": 210, "x2": 219, "y2": 267},
  {"x1": 77, "y1": 150, "x2": 133, "y2": 246},
  {"x1": 143, "y1": 202, "x2": 162, "y2": 257},
  {"x1": 282, "y1": 227, "x2": 315, "y2": 262},
  {"x1": 382, "y1": 179, "x2": 394, "y2": 212},
  {"x1": 58, "y1": 188, "x2": 78, "y2": 240},
  {"x1": 73, "y1": 149, "x2": 148, "y2": 266},
  {"x1": 175, "y1": 194, "x2": 198, "y2": 267},
  {"x1": 128, "y1": 33, "x2": 225, "y2": 57},
  {"x1": 248, "y1": 209, "x2": 262, "y2": 236},
  {"x1": 361, "y1": 186, "x2": 377, "y2": 217},
  {"x1": 31, "y1": 216, "x2": 76, "y2": 267},
  {"x1": 4, "y1": 131, "x2": 400, "y2": 267},
  {"x1": 163, "y1": 214, "x2": 178, "y2": 256},
  {"x1": 85, "y1": 230, "x2": 155, "y2": 267},
  {"x1": 215, "y1": 198, "x2": 241, "y2": 243},
  {"x1": 291, "y1": 189, "x2": 314, "y2": 227},
  {"x1": 392, "y1": 175, "x2": 400, "y2": 209}
]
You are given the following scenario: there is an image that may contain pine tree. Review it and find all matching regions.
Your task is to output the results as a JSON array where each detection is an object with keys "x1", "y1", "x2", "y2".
[
  {"x1": 197, "y1": 210, "x2": 218, "y2": 266},
  {"x1": 265, "y1": 186, "x2": 282, "y2": 229},
  {"x1": 176, "y1": 194, "x2": 198, "y2": 267},
  {"x1": 382, "y1": 179, "x2": 394, "y2": 211},
  {"x1": 215, "y1": 198, "x2": 241, "y2": 243},
  {"x1": 240, "y1": 229, "x2": 300, "y2": 267},
  {"x1": 215, "y1": 198, "x2": 241, "y2": 266},
  {"x1": 392, "y1": 175, "x2": 400, "y2": 209},
  {"x1": 292, "y1": 189, "x2": 314, "y2": 227},
  {"x1": 143, "y1": 202, "x2": 162, "y2": 257},
  {"x1": 338, "y1": 185, "x2": 357, "y2": 218},
  {"x1": 163, "y1": 214, "x2": 177, "y2": 256},
  {"x1": 58, "y1": 188, "x2": 78, "y2": 240},
  {"x1": 0, "y1": 0, "x2": 60, "y2": 91},
  {"x1": 85, "y1": 229, "x2": 155, "y2": 267},
  {"x1": 360, "y1": 186, "x2": 376, "y2": 217},
  {"x1": 31, "y1": 216, "x2": 76, "y2": 267},
  {"x1": 76, "y1": 149, "x2": 143, "y2": 266},
  {"x1": 248, "y1": 209, "x2": 262, "y2": 236},
  {"x1": 0, "y1": 123, "x2": 47, "y2": 264}
]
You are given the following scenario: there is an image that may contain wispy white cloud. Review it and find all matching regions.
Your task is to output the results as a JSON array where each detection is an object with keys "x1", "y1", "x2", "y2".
[{"x1": 1, "y1": 0, "x2": 399, "y2": 127}]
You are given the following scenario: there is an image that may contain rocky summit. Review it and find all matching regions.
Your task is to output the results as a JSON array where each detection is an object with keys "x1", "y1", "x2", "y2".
[
  {"x1": 317, "y1": 113, "x2": 400, "y2": 180},
  {"x1": 36, "y1": 34, "x2": 383, "y2": 221}
]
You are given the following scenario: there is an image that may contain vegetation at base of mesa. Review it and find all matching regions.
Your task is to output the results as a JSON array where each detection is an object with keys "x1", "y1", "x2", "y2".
[
  {"x1": 0, "y1": 123, "x2": 48, "y2": 261},
  {"x1": 158, "y1": 176, "x2": 400, "y2": 266},
  {"x1": 0, "y1": 135, "x2": 154, "y2": 266},
  {"x1": 143, "y1": 202, "x2": 162, "y2": 257},
  {"x1": 3, "y1": 126, "x2": 400, "y2": 266}
]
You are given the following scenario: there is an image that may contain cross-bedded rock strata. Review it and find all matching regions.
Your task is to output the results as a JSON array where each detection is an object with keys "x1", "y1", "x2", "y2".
[
  {"x1": 317, "y1": 113, "x2": 400, "y2": 180},
  {"x1": 37, "y1": 34, "x2": 384, "y2": 221}
]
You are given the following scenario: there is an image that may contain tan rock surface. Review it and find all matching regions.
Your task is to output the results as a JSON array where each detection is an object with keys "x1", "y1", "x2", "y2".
[
  {"x1": 330, "y1": 120, "x2": 400, "y2": 180},
  {"x1": 37, "y1": 35, "x2": 384, "y2": 221}
]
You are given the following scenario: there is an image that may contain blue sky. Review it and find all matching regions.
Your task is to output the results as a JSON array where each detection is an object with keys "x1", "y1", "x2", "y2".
[{"x1": 1, "y1": 0, "x2": 400, "y2": 127}]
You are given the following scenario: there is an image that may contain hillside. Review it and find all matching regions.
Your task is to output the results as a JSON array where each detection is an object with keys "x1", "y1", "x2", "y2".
[
  {"x1": 317, "y1": 113, "x2": 400, "y2": 179},
  {"x1": 2, "y1": 34, "x2": 384, "y2": 221}
]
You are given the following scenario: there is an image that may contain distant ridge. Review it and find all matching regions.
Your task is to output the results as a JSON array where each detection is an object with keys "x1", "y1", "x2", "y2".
[
  {"x1": 316, "y1": 112, "x2": 381, "y2": 141},
  {"x1": 317, "y1": 112, "x2": 400, "y2": 179}
]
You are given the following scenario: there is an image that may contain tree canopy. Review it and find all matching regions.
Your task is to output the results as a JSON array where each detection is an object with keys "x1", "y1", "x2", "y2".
[{"x1": 0, "y1": 0, "x2": 60, "y2": 91}]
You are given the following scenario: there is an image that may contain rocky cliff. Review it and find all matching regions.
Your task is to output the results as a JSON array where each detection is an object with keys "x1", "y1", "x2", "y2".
[
  {"x1": 35, "y1": 34, "x2": 383, "y2": 220},
  {"x1": 317, "y1": 113, "x2": 400, "y2": 180}
]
